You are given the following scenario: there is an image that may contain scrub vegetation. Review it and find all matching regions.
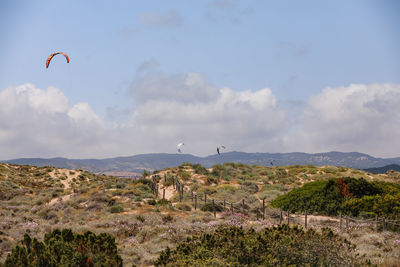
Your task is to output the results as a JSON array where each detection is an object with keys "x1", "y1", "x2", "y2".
[{"x1": 0, "y1": 162, "x2": 399, "y2": 266}]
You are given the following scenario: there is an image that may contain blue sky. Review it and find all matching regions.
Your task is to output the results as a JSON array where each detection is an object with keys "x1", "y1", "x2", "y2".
[{"x1": 0, "y1": 0, "x2": 399, "y2": 159}]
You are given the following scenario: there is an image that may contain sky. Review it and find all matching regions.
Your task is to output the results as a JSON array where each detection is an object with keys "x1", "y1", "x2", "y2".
[{"x1": 0, "y1": 0, "x2": 399, "y2": 159}]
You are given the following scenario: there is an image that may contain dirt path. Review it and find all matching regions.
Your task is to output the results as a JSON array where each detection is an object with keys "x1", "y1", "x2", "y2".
[
  {"x1": 47, "y1": 169, "x2": 81, "y2": 205},
  {"x1": 48, "y1": 194, "x2": 73, "y2": 206},
  {"x1": 290, "y1": 214, "x2": 340, "y2": 223},
  {"x1": 48, "y1": 169, "x2": 81, "y2": 190}
]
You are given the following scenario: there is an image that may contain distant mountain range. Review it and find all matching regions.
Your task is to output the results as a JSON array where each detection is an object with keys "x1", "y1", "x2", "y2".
[
  {"x1": 363, "y1": 164, "x2": 400, "y2": 174},
  {"x1": 2, "y1": 151, "x2": 400, "y2": 176}
]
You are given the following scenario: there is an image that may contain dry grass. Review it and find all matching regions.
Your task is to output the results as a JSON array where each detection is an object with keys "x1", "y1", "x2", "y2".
[{"x1": 1, "y1": 162, "x2": 400, "y2": 266}]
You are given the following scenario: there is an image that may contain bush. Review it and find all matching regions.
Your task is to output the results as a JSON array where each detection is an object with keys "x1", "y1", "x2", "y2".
[
  {"x1": 2, "y1": 229, "x2": 123, "y2": 266},
  {"x1": 154, "y1": 225, "x2": 362, "y2": 266},
  {"x1": 192, "y1": 164, "x2": 209, "y2": 175},
  {"x1": 271, "y1": 178, "x2": 400, "y2": 218},
  {"x1": 157, "y1": 199, "x2": 171, "y2": 205},
  {"x1": 200, "y1": 202, "x2": 223, "y2": 212},
  {"x1": 175, "y1": 203, "x2": 192, "y2": 211},
  {"x1": 147, "y1": 199, "x2": 156, "y2": 205},
  {"x1": 178, "y1": 170, "x2": 191, "y2": 181},
  {"x1": 240, "y1": 181, "x2": 259, "y2": 193},
  {"x1": 110, "y1": 206, "x2": 124, "y2": 213}
]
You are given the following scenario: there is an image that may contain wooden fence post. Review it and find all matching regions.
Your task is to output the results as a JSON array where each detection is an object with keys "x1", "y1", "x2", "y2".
[
  {"x1": 195, "y1": 194, "x2": 197, "y2": 210},
  {"x1": 242, "y1": 199, "x2": 245, "y2": 214},
  {"x1": 305, "y1": 210, "x2": 307, "y2": 229},
  {"x1": 287, "y1": 210, "x2": 290, "y2": 225},
  {"x1": 164, "y1": 174, "x2": 166, "y2": 183},
  {"x1": 181, "y1": 185, "x2": 184, "y2": 201},
  {"x1": 163, "y1": 188, "x2": 165, "y2": 200},
  {"x1": 375, "y1": 215, "x2": 378, "y2": 232},
  {"x1": 231, "y1": 203, "x2": 233, "y2": 215},
  {"x1": 383, "y1": 217, "x2": 386, "y2": 232},
  {"x1": 339, "y1": 213, "x2": 342, "y2": 231},
  {"x1": 213, "y1": 199, "x2": 216, "y2": 218},
  {"x1": 262, "y1": 198, "x2": 265, "y2": 220},
  {"x1": 279, "y1": 210, "x2": 283, "y2": 225},
  {"x1": 205, "y1": 193, "x2": 207, "y2": 204}
]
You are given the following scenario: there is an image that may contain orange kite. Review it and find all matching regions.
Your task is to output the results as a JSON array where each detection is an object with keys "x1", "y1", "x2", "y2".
[{"x1": 46, "y1": 52, "x2": 69, "y2": 68}]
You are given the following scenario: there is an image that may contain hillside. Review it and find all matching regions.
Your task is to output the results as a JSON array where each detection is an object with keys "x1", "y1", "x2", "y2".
[
  {"x1": 3, "y1": 151, "x2": 400, "y2": 175},
  {"x1": 363, "y1": 164, "x2": 400, "y2": 174},
  {"x1": 1, "y1": 162, "x2": 400, "y2": 266}
]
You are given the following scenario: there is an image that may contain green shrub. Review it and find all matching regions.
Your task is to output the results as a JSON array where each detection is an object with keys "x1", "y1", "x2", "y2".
[
  {"x1": 110, "y1": 206, "x2": 124, "y2": 213},
  {"x1": 147, "y1": 199, "x2": 156, "y2": 205},
  {"x1": 240, "y1": 181, "x2": 258, "y2": 193},
  {"x1": 157, "y1": 199, "x2": 171, "y2": 205},
  {"x1": 178, "y1": 170, "x2": 191, "y2": 181},
  {"x1": 271, "y1": 178, "x2": 400, "y2": 218},
  {"x1": 192, "y1": 164, "x2": 209, "y2": 175},
  {"x1": 2, "y1": 229, "x2": 123, "y2": 266},
  {"x1": 200, "y1": 202, "x2": 223, "y2": 212},
  {"x1": 175, "y1": 203, "x2": 192, "y2": 211},
  {"x1": 154, "y1": 225, "x2": 362, "y2": 266},
  {"x1": 116, "y1": 183, "x2": 125, "y2": 189},
  {"x1": 112, "y1": 190, "x2": 122, "y2": 196},
  {"x1": 206, "y1": 176, "x2": 219, "y2": 185},
  {"x1": 163, "y1": 173, "x2": 176, "y2": 187}
]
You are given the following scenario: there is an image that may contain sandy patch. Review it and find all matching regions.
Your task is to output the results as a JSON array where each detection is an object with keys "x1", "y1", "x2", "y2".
[
  {"x1": 159, "y1": 185, "x2": 176, "y2": 200},
  {"x1": 49, "y1": 169, "x2": 81, "y2": 190},
  {"x1": 48, "y1": 193, "x2": 73, "y2": 206}
]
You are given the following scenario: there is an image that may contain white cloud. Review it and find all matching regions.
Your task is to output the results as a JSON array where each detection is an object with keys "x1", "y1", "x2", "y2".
[
  {"x1": 126, "y1": 71, "x2": 286, "y2": 154},
  {"x1": 130, "y1": 72, "x2": 219, "y2": 104},
  {"x1": 0, "y1": 84, "x2": 105, "y2": 159},
  {"x1": 1, "y1": 80, "x2": 399, "y2": 160},
  {"x1": 14, "y1": 84, "x2": 69, "y2": 114},
  {"x1": 285, "y1": 83, "x2": 400, "y2": 157},
  {"x1": 68, "y1": 103, "x2": 102, "y2": 125}
]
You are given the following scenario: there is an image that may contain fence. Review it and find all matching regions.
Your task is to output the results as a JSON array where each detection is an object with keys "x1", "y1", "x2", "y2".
[{"x1": 151, "y1": 176, "x2": 400, "y2": 232}]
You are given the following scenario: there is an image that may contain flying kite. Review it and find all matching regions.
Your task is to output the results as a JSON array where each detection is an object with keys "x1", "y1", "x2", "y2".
[
  {"x1": 217, "y1": 146, "x2": 226, "y2": 155},
  {"x1": 177, "y1": 143, "x2": 185, "y2": 153},
  {"x1": 46, "y1": 52, "x2": 70, "y2": 68}
]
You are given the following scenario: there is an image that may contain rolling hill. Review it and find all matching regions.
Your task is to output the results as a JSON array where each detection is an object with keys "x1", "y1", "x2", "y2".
[{"x1": 3, "y1": 151, "x2": 400, "y2": 175}]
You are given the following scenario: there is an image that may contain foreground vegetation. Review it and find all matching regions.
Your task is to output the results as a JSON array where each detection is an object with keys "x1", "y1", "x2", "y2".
[
  {"x1": 1, "y1": 162, "x2": 400, "y2": 266},
  {"x1": 155, "y1": 225, "x2": 363, "y2": 266},
  {"x1": 1, "y1": 229, "x2": 122, "y2": 267},
  {"x1": 271, "y1": 177, "x2": 400, "y2": 220}
]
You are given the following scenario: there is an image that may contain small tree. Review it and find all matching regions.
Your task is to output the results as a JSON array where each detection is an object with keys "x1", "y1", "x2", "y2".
[{"x1": 2, "y1": 229, "x2": 123, "y2": 266}]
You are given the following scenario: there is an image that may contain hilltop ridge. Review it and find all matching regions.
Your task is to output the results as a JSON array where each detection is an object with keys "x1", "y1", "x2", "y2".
[{"x1": 3, "y1": 151, "x2": 400, "y2": 175}]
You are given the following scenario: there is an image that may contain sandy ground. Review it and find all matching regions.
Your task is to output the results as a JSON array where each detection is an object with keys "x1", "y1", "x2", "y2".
[
  {"x1": 48, "y1": 168, "x2": 81, "y2": 190},
  {"x1": 159, "y1": 185, "x2": 175, "y2": 200},
  {"x1": 47, "y1": 169, "x2": 81, "y2": 205}
]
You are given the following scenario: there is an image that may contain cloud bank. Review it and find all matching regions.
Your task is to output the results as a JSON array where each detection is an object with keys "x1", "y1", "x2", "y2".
[
  {"x1": 0, "y1": 77, "x2": 399, "y2": 159},
  {"x1": 286, "y1": 83, "x2": 400, "y2": 156}
]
